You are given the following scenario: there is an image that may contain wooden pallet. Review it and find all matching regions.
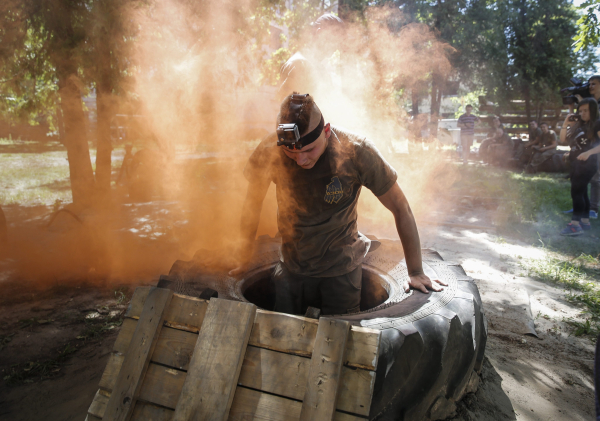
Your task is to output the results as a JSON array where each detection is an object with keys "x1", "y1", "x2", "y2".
[{"x1": 85, "y1": 287, "x2": 381, "y2": 421}]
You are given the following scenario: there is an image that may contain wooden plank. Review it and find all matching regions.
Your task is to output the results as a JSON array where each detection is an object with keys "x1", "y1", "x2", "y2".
[
  {"x1": 239, "y1": 346, "x2": 375, "y2": 416},
  {"x1": 88, "y1": 390, "x2": 109, "y2": 419},
  {"x1": 126, "y1": 291, "x2": 379, "y2": 370},
  {"x1": 345, "y1": 326, "x2": 381, "y2": 371},
  {"x1": 102, "y1": 287, "x2": 173, "y2": 421},
  {"x1": 126, "y1": 287, "x2": 208, "y2": 333},
  {"x1": 249, "y1": 310, "x2": 319, "y2": 357},
  {"x1": 229, "y1": 386, "x2": 300, "y2": 421},
  {"x1": 88, "y1": 388, "x2": 173, "y2": 421},
  {"x1": 102, "y1": 344, "x2": 374, "y2": 416},
  {"x1": 249, "y1": 311, "x2": 379, "y2": 370},
  {"x1": 229, "y1": 387, "x2": 364, "y2": 421},
  {"x1": 113, "y1": 319, "x2": 197, "y2": 370},
  {"x1": 172, "y1": 298, "x2": 257, "y2": 421},
  {"x1": 300, "y1": 317, "x2": 351, "y2": 421},
  {"x1": 99, "y1": 354, "x2": 185, "y2": 409}
]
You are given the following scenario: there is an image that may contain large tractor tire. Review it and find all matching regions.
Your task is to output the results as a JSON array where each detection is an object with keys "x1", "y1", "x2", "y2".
[{"x1": 161, "y1": 235, "x2": 487, "y2": 420}]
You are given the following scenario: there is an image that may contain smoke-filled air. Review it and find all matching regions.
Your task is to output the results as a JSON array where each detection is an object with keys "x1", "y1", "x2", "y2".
[{"x1": 5, "y1": 0, "x2": 461, "y2": 283}]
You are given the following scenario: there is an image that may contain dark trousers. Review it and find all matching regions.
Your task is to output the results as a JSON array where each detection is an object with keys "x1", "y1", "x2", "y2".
[
  {"x1": 590, "y1": 168, "x2": 600, "y2": 212},
  {"x1": 272, "y1": 262, "x2": 362, "y2": 316},
  {"x1": 570, "y1": 156, "x2": 599, "y2": 221}
]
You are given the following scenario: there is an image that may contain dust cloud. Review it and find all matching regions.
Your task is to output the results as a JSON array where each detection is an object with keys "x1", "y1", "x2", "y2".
[{"x1": 10, "y1": 1, "x2": 463, "y2": 284}]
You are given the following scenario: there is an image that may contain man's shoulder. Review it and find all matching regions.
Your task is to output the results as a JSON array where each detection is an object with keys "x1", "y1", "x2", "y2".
[
  {"x1": 251, "y1": 133, "x2": 279, "y2": 156},
  {"x1": 331, "y1": 126, "x2": 369, "y2": 149}
]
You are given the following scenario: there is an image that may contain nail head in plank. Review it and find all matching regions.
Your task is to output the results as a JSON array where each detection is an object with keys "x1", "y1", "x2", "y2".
[
  {"x1": 102, "y1": 287, "x2": 173, "y2": 421},
  {"x1": 172, "y1": 298, "x2": 256, "y2": 421},
  {"x1": 300, "y1": 317, "x2": 350, "y2": 421}
]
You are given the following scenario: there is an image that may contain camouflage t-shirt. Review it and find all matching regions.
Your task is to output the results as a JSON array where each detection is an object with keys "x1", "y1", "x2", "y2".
[{"x1": 244, "y1": 126, "x2": 398, "y2": 277}]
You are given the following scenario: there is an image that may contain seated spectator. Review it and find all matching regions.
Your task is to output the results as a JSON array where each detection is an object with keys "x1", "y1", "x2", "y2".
[
  {"x1": 516, "y1": 120, "x2": 542, "y2": 165},
  {"x1": 485, "y1": 128, "x2": 515, "y2": 165},
  {"x1": 478, "y1": 116, "x2": 503, "y2": 161},
  {"x1": 525, "y1": 122, "x2": 558, "y2": 173}
]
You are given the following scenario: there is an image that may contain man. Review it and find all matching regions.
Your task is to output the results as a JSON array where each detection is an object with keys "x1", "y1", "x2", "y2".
[
  {"x1": 278, "y1": 14, "x2": 344, "y2": 101},
  {"x1": 230, "y1": 93, "x2": 445, "y2": 315},
  {"x1": 486, "y1": 127, "x2": 515, "y2": 165},
  {"x1": 457, "y1": 105, "x2": 479, "y2": 164},
  {"x1": 516, "y1": 120, "x2": 542, "y2": 165},
  {"x1": 527, "y1": 122, "x2": 557, "y2": 173}
]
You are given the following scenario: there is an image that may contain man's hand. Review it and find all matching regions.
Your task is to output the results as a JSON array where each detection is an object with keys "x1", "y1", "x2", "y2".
[{"x1": 405, "y1": 273, "x2": 448, "y2": 294}]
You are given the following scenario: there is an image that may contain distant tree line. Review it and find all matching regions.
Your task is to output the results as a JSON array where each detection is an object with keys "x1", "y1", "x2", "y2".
[{"x1": 0, "y1": 0, "x2": 596, "y2": 204}]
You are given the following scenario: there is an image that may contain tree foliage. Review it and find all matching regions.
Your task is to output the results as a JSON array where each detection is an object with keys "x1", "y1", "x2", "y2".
[{"x1": 573, "y1": 0, "x2": 600, "y2": 52}]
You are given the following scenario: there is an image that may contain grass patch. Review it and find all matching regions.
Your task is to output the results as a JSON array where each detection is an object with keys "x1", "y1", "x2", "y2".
[
  {"x1": 523, "y1": 254, "x2": 600, "y2": 336},
  {"x1": 449, "y1": 165, "x2": 600, "y2": 336},
  {"x1": 0, "y1": 137, "x2": 126, "y2": 206}
]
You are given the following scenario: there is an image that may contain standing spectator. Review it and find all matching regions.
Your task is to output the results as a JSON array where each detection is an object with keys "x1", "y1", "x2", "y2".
[
  {"x1": 457, "y1": 105, "x2": 480, "y2": 164},
  {"x1": 587, "y1": 75, "x2": 600, "y2": 218},
  {"x1": 559, "y1": 98, "x2": 600, "y2": 235},
  {"x1": 526, "y1": 122, "x2": 558, "y2": 173}
]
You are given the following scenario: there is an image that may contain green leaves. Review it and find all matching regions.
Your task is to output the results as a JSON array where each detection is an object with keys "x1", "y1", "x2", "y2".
[{"x1": 573, "y1": 0, "x2": 600, "y2": 52}]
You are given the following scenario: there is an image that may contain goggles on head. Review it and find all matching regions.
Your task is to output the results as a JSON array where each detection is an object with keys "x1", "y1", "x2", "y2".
[{"x1": 276, "y1": 93, "x2": 324, "y2": 150}]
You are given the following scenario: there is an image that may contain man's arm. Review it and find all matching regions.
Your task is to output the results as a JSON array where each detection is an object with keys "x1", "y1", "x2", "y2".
[
  {"x1": 229, "y1": 179, "x2": 270, "y2": 275},
  {"x1": 539, "y1": 132, "x2": 558, "y2": 152},
  {"x1": 377, "y1": 183, "x2": 447, "y2": 293}
]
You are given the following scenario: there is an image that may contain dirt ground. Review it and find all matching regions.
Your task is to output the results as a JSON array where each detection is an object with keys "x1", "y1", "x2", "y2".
[{"x1": 0, "y1": 190, "x2": 597, "y2": 421}]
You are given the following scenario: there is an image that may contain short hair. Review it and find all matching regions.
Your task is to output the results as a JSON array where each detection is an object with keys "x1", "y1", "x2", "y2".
[
  {"x1": 465, "y1": 104, "x2": 473, "y2": 108},
  {"x1": 540, "y1": 122, "x2": 549, "y2": 127},
  {"x1": 277, "y1": 92, "x2": 320, "y2": 136},
  {"x1": 312, "y1": 13, "x2": 344, "y2": 30},
  {"x1": 589, "y1": 75, "x2": 600, "y2": 83},
  {"x1": 530, "y1": 120, "x2": 538, "y2": 124}
]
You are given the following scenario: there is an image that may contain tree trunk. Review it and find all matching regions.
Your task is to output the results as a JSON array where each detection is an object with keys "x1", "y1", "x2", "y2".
[
  {"x1": 411, "y1": 89, "x2": 419, "y2": 116},
  {"x1": 430, "y1": 76, "x2": 443, "y2": 137},
  {"x1": 58, "y1": 74, "x2": 96, "y2": 205},
  {"x1": 524, "y1": 85, "x2": 531, "y2": 121},
  {"x1": 95, "y1": 33, "x2": 113, "y2": 195}
]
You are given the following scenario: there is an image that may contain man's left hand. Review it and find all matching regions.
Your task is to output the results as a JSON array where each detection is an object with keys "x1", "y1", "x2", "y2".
[{"x1": 404, "y1": 273, "x2": 447, "y2": 294}]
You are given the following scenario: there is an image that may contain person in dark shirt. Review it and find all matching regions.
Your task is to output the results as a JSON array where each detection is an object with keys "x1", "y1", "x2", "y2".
[
  {"x1": 527, "y1": 122, "x2": 558, "y2": 173},
  {"x1": 457, "y1": 105, "x2": 480, "y2": 164},
  {"x1": 230, "y1": 93, "x2": 446, "y2": 315},
  {"x1": 559, "y1": 98, "x2": 600, "y2": 235},
  {"x1": 486, "y1": 128, "x2": 514, "y2": 165},
  {"x1": 516, "y1": 120, "x2": 542, "y2": 165}
]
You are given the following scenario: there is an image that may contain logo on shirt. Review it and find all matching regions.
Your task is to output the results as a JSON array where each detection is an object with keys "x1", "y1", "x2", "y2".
[{"x1": 325, "y1": 176, "x2": 343, "y2": 204}]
